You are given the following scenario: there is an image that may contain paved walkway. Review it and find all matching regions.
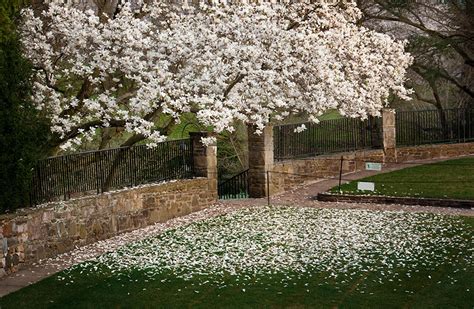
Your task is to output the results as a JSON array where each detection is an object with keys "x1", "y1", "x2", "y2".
[
  {"x1": 1, "y1": 156, "x2": 473, "y2": 297},
  {"x1": 0, "y1": 264, "x2": 62, "y2": 297}
]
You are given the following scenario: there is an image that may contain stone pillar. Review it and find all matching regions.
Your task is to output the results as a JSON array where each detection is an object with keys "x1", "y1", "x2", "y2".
[
  {"x1": 382, "y1": 109, "x2": 397, "y2": 162},
  {"x1": 248, "y1": 125, "x2": 274, "y2": 198},
  {"x1": 189, "y1": 132, "x2": 218, "y2": 197}
]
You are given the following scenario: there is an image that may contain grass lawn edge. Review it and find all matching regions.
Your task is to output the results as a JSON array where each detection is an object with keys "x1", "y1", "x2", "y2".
[{"x1": 317, "y1": 192, "x2": 474, "y2": 209}]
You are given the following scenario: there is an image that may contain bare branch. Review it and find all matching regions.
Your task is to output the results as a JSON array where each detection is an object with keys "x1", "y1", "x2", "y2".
[
  {"x1": 34, "y1": 66, "x2": 65, "y2": 95},
  {"x1": 224, "y1": 73, "x2": 246, "y2": 98}
]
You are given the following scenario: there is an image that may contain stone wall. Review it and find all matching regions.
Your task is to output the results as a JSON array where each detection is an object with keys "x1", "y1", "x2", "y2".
[
  {"x1": 382, "y1": 109, "x2": 397, "y2": 162},
  {"x1": 397, "y1": 142, "x2": 474, "y2": 162},
  {"x1": 248, "y1": 107, "x2": 474, "y2": 198},
  {"x1": 0, "y1": 178, "x2": 216, "y2": 276},
  {"x1": 0, "y1": 131, "x2": 218, "y2": 276},
  {"x1": 248, "y1": 108, "x2": 399, "y2": 198},
  {"x1": 248, "y1": 126, "x2": 274, "y2": 198},
  {"x1": 271, "y1": 150, "x2": 384, "y2": 194},
  {"x1": 190, "y1": 132, "x2": 218, "y2": 194},
  {"x1": 270, "y1": 142, "x2": 474, "y2": 195}
]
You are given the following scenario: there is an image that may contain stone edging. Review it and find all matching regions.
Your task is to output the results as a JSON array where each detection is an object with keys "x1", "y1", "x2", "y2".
[{"x1": 316, "y1": 193, "x2": 474, "y2": 209}]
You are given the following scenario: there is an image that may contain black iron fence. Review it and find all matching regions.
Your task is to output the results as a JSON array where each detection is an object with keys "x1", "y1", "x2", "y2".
[
  {"x1": 29, "y1": 139, "x2": 194, "y2": 205},
  {"x1": 396, "y1": 108, "x2": 474, "y2": 146},
  {"x1": 274, "y1": 117, "x2": 382, "y2": 161},
  {"x1": 218, "y1": 169, "x2": 249, "y2": 200}
]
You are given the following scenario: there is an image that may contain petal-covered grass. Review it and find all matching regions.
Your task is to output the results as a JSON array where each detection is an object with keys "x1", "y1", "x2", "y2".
[
  {"x1": 330, "y1": 157, "x2": 474, "y2": 200},
  {"x1": 1, "y1": 206, "x2": 473, "y2": 308}
]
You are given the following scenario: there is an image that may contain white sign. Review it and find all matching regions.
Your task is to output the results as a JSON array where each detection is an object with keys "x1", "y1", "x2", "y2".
[
  {"x1": 358, "y1": 182, "x2": 375, "y2": 191},
  {"x1": 365, "y1": 162, "x2": 382, "y2": 171}
]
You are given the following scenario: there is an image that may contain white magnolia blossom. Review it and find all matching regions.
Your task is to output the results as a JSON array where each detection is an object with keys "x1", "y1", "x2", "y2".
[{"x1": 21, "y1": 1, "x2": 413, "y2": 149}]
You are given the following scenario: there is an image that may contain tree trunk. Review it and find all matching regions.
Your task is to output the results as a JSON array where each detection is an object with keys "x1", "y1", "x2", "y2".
[
  {"x1": 100, "y1": 134, "x2": 145, "y2": 192},
  {"x1": 436, "y1": 106, "x2": 449, "y2": 140},
  {"x1": 431, "y1": 83, "x2": 449, "y2": 140},
  {"x1": 100, "y1": 118, "x2": 173, "y2": 192}
]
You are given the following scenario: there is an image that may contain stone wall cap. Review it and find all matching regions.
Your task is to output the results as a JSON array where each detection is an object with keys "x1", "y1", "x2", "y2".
[
  {"x1": 1, "y1": 178, "x2": 209, "y2": 222},
  {"x1": 274, "y1": 149, "x2": 383, "y2": 164}
]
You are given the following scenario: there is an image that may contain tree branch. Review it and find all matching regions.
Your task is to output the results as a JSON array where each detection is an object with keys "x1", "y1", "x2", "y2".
[
  {"x1": 119, "y1": 116, "x2": 175, "y2": 148},
  {"x1": 34, "y1": 66, "x2": 65, "y2": 95},
  {"x1": 413, "y1": 63, "x2": 474, "y2": 99},
  {"x1": 53, "y1": 119, "x2": 126, "y2": 146},
  {"x1": 366, "y1": 1, "x2": 474, "y2": 67},
  {"x1": 412, "y1": 92, "x2": 436, "y2": 105},
  {"x1": 57, "y1": 77, "x2": 92, "y2": 119},
  {"x1": 224, "y1": 73, "x2": 246, "y2": 98},
  {"x1": 437, "y1": 70, "x2": 474, "y2": 98}
]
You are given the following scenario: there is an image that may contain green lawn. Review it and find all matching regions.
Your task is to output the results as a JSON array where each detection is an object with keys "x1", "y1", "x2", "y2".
[
  {"x1": 1, "y1": 207, "x2": 473, "y2": 308},
  {"x1": 318, "y1": 109, "x2": 342, "y2": 121},
  {"x1": 331, "y1": 157, "x2": 474, "y2": 200}
]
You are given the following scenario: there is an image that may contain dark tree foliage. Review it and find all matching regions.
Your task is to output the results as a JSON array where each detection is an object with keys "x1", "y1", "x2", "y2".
[
  {"x1": 0, "y1": 0, "x2": 50, "y2": 212},
  {"x1": 357, "y1": 0, "x2": 474, "y2": 111}
]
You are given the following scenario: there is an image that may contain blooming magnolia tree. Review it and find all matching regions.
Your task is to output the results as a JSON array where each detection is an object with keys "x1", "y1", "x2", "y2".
[{"x1": 21, "y1": 0, "x2": 413, "y2": 150}]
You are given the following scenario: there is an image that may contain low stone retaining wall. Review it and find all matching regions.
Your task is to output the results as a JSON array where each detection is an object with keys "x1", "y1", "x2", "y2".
[
  {"x1": 271, "y1": 142, "x2": 474, "y2": 196},
  {"x1": 271, "y1": 150, "x2": 384, "y2": 195},
  {"x1": 0, "y1": 178, "x2": 217, "y2": 276},
  {"x1": 397, "y1": 142, "x2": 474, "y2": 162},
  {"x1": 317, "y1": 193, "x2": 474, "y2": 209}
]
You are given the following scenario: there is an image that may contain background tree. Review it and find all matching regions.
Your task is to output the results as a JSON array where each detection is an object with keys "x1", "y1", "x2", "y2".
[
  {"x1": 0, "y1": 0, "x2": 50, "y2": 211},
  {"x1": 356, "y1": 0, "x2": 474, "y2": 113}
]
